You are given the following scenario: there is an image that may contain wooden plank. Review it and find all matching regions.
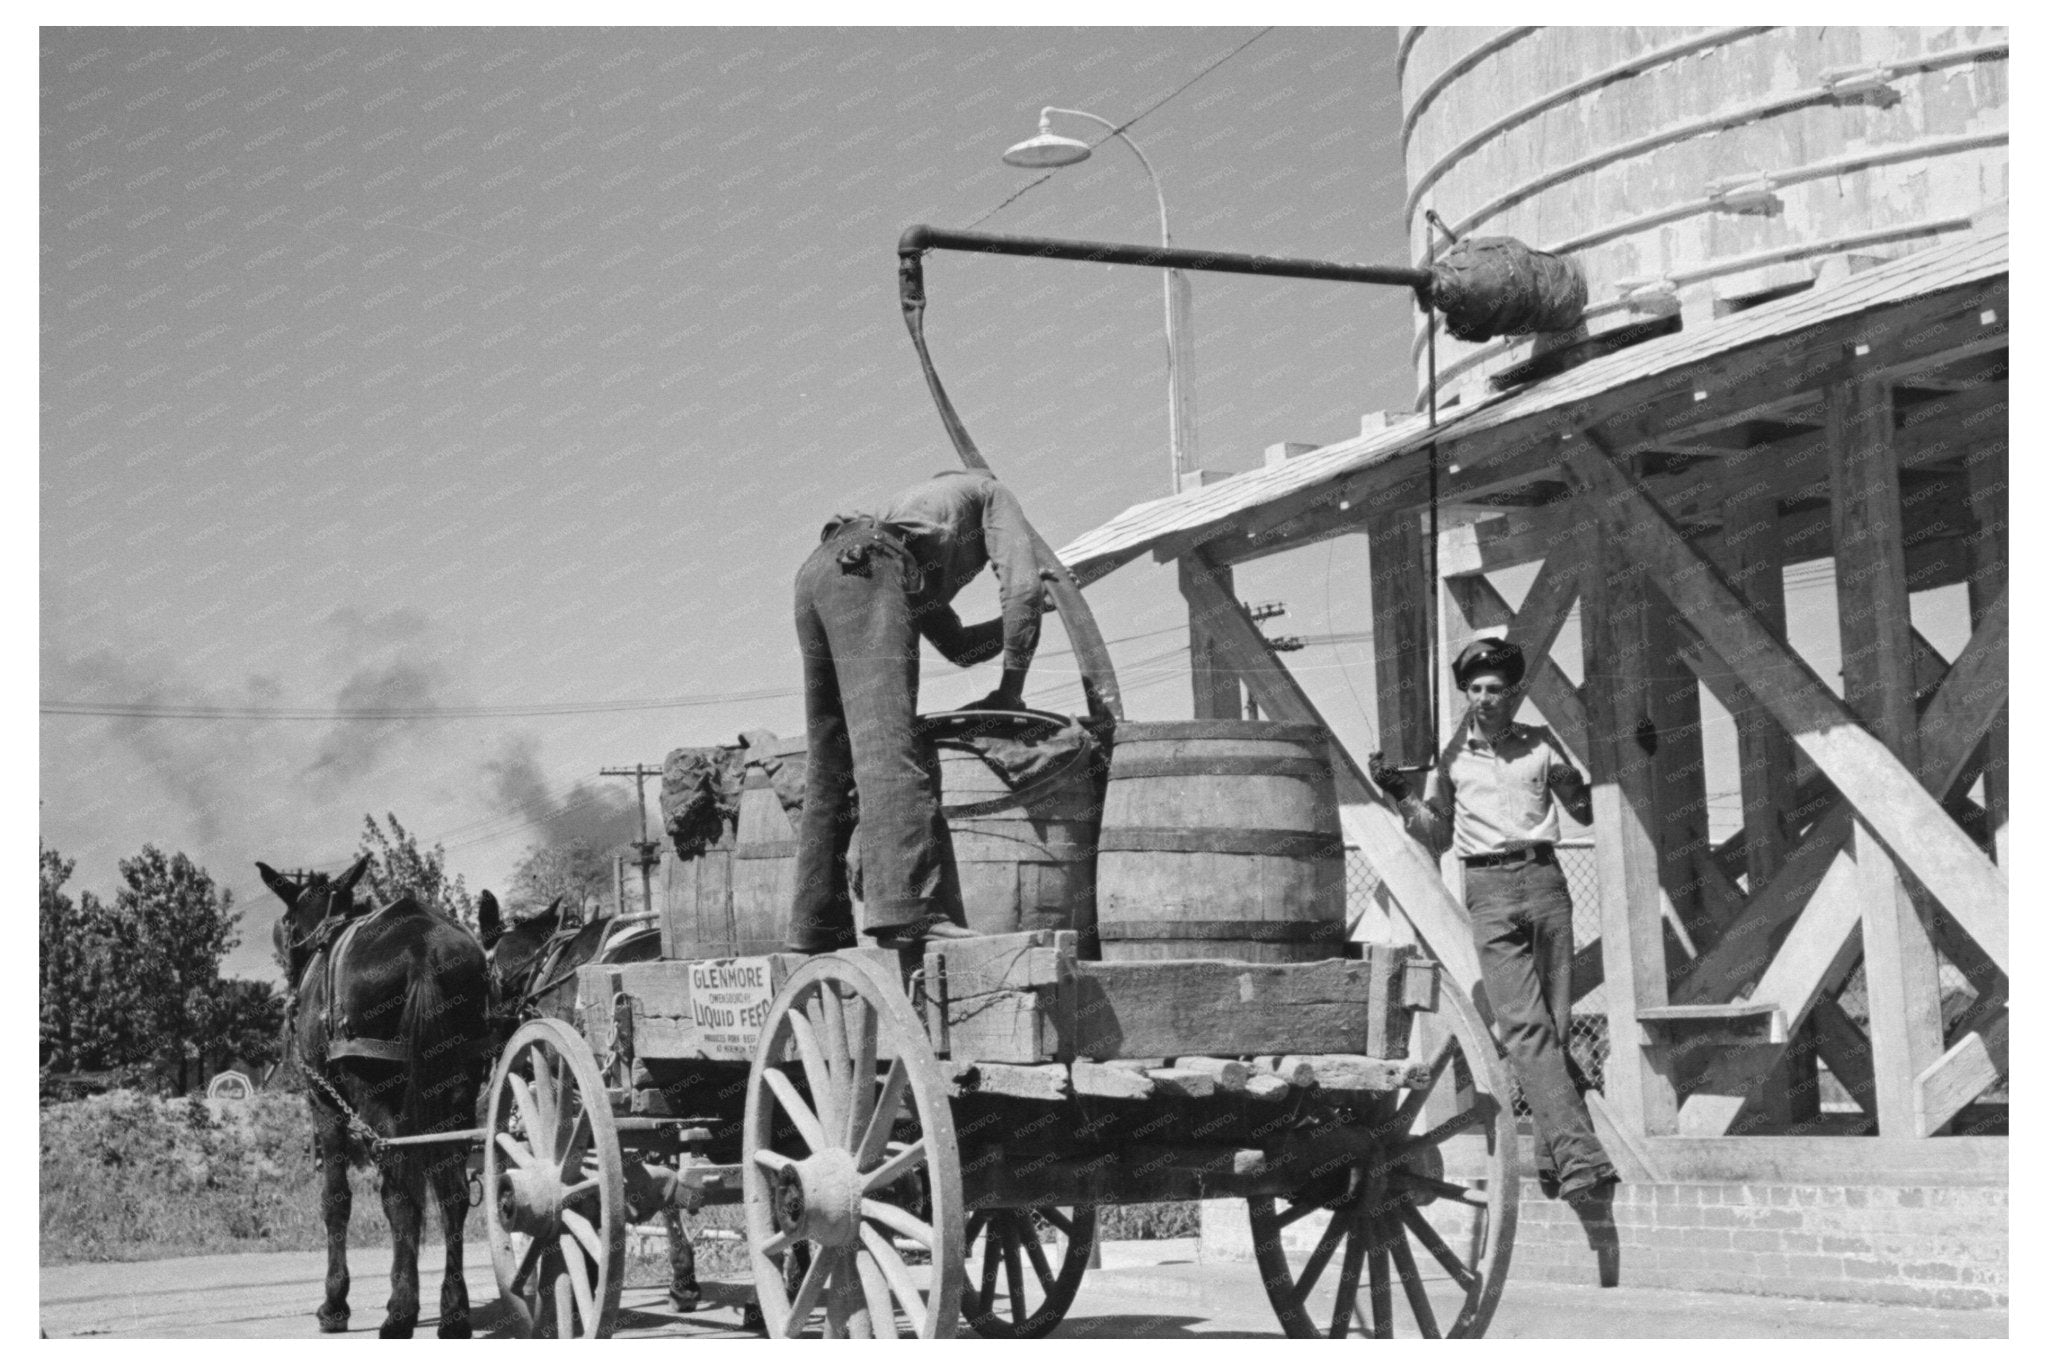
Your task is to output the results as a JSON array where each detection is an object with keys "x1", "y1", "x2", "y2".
[
  {"x1": 1070, "y1": 1059, "x2": 1155, "y2": 1100},
  {"x1": 1580, "y1": 480, "x2": 1680, "y2": 1138},
  {"x1": 927, "y1": 931, "x2": 1074, "y2": 1065},
  {"x1": 1715, "y1": 475, "x2": 1799, "y2": 891},
  {"x1": 1913, "y1": 1010, "x2": 2007, "y2": 1139},
  {"x1": 1143, "y1": 1067, "x2": 1217, "y2": 1100},
  {"x1": 1177, "y1": 547, "x2": 1484, "y2": 996},
  {"x1": 1646, "y1": 579, "x2": 1711, "y2": 939},
  {"x1": 1365, "y1": 511, "x2": 1432, "y2": 767},
  {"x1": 1829, "y1": 377, "x2": 1946, "y2": 1138},
  {"x1": 1806, "y1": 997, "x2": 1878, "y2": 1119},
  {"x1": 1914, "y1": 587, "x2": 2007, "y2": 797},
  {"x1": 1636, "y1": 1135, "x2": 2007, "y2": 1187},
  {"x1": 1570, "y1": 433, "x2": 2008, "y2": 974},
  {"x1": 961, "y1": 1062, "x2": 1071, "y2": 1103},
  {"x1": 1678, "y1": 845, "x2": 1863, "y2": 1135},
  {"x1": 1179, "y1": 557, "x2": 1243, "y2": 721},
  {"x1": 1280, "y1": 1054, "x2": 1433, "y2": 1093},
  {"x1": 1172, "y1": 1056, "x2": 1251, "y2": 1090},
  {"x1": 1962, "y1": 442, "x2": 2008, "y2": 865},
  {"x1": 1067, "y1": 953, "x2": 1414, "y2": 1062}
]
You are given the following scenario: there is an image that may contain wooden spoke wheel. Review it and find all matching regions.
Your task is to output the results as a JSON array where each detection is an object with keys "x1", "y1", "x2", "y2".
[
  {"x1": 1248, "y1": 978, "x2": 1517, "y2": 1338},
  {"x1": 482, "y1": 1017, "x2": 627, "y2": 1338},
  {"x1": 962, "y1": 1205, "x2": 1097, "y2": 1338},
  {"x1": 743, "y1": 953, "x2": 965, "y2": 1339}
]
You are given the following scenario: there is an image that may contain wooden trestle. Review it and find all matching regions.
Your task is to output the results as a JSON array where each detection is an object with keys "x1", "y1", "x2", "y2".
[{"x1": 1152, "y1": 246, "x2": 2007, "y2": 1168}]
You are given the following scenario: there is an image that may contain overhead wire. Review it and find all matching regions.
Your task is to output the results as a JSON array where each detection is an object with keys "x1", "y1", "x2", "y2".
[{"x1": 966, "y1": 27, "x2": 1275, "y2": 229}]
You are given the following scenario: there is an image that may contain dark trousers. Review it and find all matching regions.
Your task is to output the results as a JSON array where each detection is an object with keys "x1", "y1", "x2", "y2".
[
  {"x1": 789, "y1": 522, "x2": 965, "y2": 951},
  {"x1": 1465, "y1": 858, "x2": 1613, "y2": 1185}
]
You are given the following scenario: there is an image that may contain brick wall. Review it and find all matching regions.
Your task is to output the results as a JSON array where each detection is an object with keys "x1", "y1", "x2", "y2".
[{"x1": 1200, "y1": 1178, "x2": 2007, "y2": 1312}]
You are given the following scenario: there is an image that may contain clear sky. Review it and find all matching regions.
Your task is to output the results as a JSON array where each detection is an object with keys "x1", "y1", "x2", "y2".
[{"x1": 41, "y1": 27, "x2": 1423, "y2": 978}]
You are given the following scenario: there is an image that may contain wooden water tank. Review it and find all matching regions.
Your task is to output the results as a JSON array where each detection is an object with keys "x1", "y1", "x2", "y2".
[
  {"x1": 1095, "y1": 721, "x2": 1345, "y2": 963},
  {"x1": 1400, "y1": 25, "x2": 2009, "y2": 405},
  {"x1": 928, "y1": 712, "x2": 1104, "y2": 941}
]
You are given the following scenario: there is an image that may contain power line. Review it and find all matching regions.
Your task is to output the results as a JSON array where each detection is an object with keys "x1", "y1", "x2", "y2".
[{"x1": 967, "y1": 27, "x2": 1275, "y2": 229}]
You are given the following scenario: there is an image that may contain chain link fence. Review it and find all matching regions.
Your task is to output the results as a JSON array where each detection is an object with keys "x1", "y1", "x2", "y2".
[{"x1": 1345, "y1": 841, "x2": 1607, "y2": 1106}]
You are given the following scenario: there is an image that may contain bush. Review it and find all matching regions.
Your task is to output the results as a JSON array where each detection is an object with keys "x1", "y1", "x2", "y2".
[{"x1": 40, "y1": 1089, "x2": 412, "y2": 1263}]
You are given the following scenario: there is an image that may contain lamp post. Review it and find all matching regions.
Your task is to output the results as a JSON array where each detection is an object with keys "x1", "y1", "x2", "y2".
[{"x1": 1003, "y1": 106, "x2": 1198, "y2": 493}]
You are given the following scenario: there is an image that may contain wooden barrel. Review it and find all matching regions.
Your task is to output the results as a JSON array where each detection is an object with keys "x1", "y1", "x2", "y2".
[
  {"x1": 929, "y1": 712, "x2": 1104, "y2": 940},
  {"x1": 1095, "y1": 720, "x2": 1345, "y2": 963},
  {"x1": 664, "y1": 737, "x2": 807, "y2": 958}
]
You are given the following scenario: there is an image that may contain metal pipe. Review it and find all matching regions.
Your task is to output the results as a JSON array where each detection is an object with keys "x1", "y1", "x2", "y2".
[{"x1": 898, "y1": 224, "x2": 1434, "y2": 300}]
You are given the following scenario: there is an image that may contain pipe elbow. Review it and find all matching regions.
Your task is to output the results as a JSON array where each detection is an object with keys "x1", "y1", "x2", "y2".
[{"x1": 898, "y1": 224, "x2": 935, "y2": 254}]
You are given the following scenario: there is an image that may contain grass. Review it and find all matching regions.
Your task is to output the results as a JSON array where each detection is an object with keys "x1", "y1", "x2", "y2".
[
  {"x1": 44, "y1": 1088, "x2": 1204, "y2": 1268},
  {"x1": 41, "y1": 1090, "x2": 402, "y2": 1264}
]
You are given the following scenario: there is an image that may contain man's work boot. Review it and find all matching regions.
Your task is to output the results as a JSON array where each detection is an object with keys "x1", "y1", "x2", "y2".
[{"x1": 869, "y1": 917, "x2": 980, "y2": 952}]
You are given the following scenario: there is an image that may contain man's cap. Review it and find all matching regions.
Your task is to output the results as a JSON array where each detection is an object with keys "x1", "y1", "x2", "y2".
[{"x1": 1452, "y1": 637, "x2": 1525, "y2": 688}]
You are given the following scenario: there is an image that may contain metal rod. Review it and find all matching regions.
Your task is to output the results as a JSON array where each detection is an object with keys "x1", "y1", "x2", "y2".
[
  {"x1": 899, "y1": 224, "x2": 1434, "y2": 298},
  {"x1": 375, "y1": 1127, "x2": 485, "y2": 1149}
]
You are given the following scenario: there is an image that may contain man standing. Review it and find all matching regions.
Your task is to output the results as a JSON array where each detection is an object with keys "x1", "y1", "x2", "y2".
[
  {"x1": 1369, "y1": 637, "x2": 1619, "y2": 1204},
  {"x1": 790, "y1": 468, "x2": 1050, "y2": 954}
]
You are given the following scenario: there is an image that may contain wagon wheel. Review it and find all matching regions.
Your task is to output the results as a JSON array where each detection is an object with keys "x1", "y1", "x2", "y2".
[
  {"x1": 1247, "y1": 976, "x2": 1517, "y2": 1338},
  {"x1": 482, "y1": 1017, "x2": 627, "y2": 1338},
  {"x1": 743, "y1": 953, "x2": 964, "y2": 1338},
  {"x1": 962, "y1": 1204, "x2": 1097, "y2": 1338}
]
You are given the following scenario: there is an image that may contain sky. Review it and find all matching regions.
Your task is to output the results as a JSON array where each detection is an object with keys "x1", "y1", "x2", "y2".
[{"x1": 41, "y1": 26, "x2": 1426, "y2": 979}]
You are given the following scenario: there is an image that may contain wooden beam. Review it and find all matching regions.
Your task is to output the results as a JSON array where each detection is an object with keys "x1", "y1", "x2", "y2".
[
  {"x1": 1176, "y1": 548, "x2": 1484, "y2": 995},
  {"x1": 1717, "y1": 471, "x2": 1799, "y2": 891},
  {"x1": 1962, "y1": 443, "x2": 2008, "y2": 866},
  {"x1": 1568, "y1": 433, "x2": 2007, "y2": 974},
  {"x1": 1366, "y1": 511, "x2": 1431, "y2": 767},
  {"x1": 1581, "y1": 484, "x2": 1680, "y2": 1138},
  {"x1": 1441, "y1": 571, "x2": 1592, "y2": 764},
  {"x1": 1646, "y1": 580, "x2": 1711, "y2": 940},
  {"x1": 1678, "y1": 842, "x2": 1864, "y2": 1135},
  {"x1": 1179, "y1": 557, "x2": 1242, "y2": 721},
  {"x1": 1673, "y1": 807, "x2": 1851, "y2": 1005},
  {"x1": 1830, "y1": 376, "x2": 1946, "y2": 1138},
  {"x1": 1913, "y1": 1010, "x2": 2007, "y2": 1138}
]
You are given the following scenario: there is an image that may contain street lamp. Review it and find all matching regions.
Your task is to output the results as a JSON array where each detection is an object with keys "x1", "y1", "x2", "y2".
[{"x1": 1002, "y1": 107, "x2": 1199, "y2": 493}]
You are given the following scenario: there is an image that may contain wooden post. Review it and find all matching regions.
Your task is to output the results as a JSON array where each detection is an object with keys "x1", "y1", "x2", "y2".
[
  {"x1": 1718, "y1": 469, "x2": 1815, "y2": 1128},
  {"x1": 1366, "y1": 511, "x2": 1432, "y2": 767},
  {"x1": 1644, "y1": 583, "x2": 1709, "y2": 944},
  {"x1": 1962, "y1": 444, "x2": 2007, "y2": 866},
  {"x1": 1577, "y1": 473, "x2": 1680, "y2": 1139},
  {"x1": 1828, "y1": 378, "x2": 1945, "y2": 1137},
  {"x1": 1180, "y1": 557, "x2": 1243, "y2": 721}
]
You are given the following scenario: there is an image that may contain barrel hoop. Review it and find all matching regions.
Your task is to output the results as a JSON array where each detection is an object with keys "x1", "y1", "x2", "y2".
[
  {"x1": 1096, "y1": 828, "x2": 1343, "y2": 858},
  {"x1": 1096, "y1": 919, "x2": 1343, "y2": 943},
  {"x1": 734, "y1": 840, "x2": 800, "y2": 860},
  {"x1": 1110, "y1": 755, "x2": 1331, "y2": 782},
  {"x1": 950, "y1": 842, "x2": 1093, "y2": 863},
  {"x1": 1111, "y1": 720, "x2": 1328, "y2": 744}
]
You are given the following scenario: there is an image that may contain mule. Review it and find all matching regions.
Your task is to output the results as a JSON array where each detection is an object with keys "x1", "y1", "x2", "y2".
[{"x1": 263, "y1": 855, "x2": 491, "y2": 1338}]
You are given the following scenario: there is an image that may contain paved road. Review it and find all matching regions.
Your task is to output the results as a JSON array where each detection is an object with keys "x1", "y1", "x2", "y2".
[{"x1": 41, "y1": 1240, "x2": 2005, "y2": 1339}]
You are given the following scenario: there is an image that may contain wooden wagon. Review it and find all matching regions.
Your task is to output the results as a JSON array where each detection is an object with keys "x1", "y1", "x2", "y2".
[{"x1": 477, "y1": 922, "x2": 1519, "y2": 1338}]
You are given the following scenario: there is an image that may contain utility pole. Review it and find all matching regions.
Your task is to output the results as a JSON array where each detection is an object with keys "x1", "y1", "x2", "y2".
[
  {"x1": 1242, "y1": 602, "x2": 1302, "y2": 720},
  {"x1": 601, "y1": 765, "x2": 664, "y2": 921}
]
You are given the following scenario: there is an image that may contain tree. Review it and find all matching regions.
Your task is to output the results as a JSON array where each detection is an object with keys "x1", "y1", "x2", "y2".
[
  {"x1": 202, "y1": 977, "x2": 286, "y2": 1079},
  {"x1": 356, "y1": 812, "x2": 477, "y2": 932},
  {"x1": 507, "y1": 838, "x2": 619, "y2": 920},
  {"x1": 40, "y1": 843, "x2": 147, "y2": 1079},
  {"x1": 117, "y1": 845, "x2": 242, "y2": 1093}
]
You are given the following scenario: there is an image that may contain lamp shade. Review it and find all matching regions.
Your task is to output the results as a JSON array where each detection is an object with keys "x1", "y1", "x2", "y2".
[{"x1": 1001, "y1": 131, "x2": 1092, "y2": 168}]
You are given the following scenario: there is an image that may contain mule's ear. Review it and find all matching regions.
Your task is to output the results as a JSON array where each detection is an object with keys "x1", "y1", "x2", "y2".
[
  {"x1": 478, "y1": 890, "x2": 503, "y2": 950},
  {"x1": 256, "y1": 862, "x2": 297, "y2": 906},
  {"x1": 545, "y1": 895, "x2": 565, "y2": 919},
  {"x1": 336, "y1": 854, "x2": 372, "y2": 894}
]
